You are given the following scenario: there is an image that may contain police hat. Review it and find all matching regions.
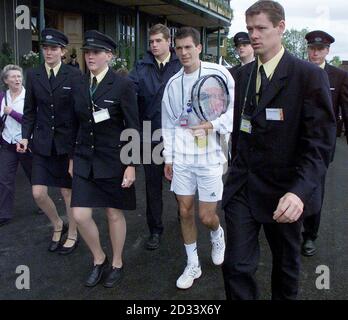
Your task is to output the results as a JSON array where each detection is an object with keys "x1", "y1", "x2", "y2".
[
  {"x1": 305, "y1": 30, "x2": 335, "y2": 47},
  {"x1": 81, "y1": 30, "x2": 117, "y2": 52},
  {"x1": 41, "y1": 28, "x2": 68, "y2": 47},
  {"x1": 233, "y1": 32, "x2": 251, "y2": 47}
]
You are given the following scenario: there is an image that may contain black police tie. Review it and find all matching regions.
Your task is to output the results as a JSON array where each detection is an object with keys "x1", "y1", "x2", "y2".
[
  {"x1": 90, "y1": 76, "x2": 98, "y2": 96},
  {"x1": 258, "y1": 65, "x2": 269, "y2": 101},
  {"x1": 49, "y1": 68, "x2": 55, "y2": 88},
  {"x1": 159, "y1": 62, "x2": 164, "y2": 72}
]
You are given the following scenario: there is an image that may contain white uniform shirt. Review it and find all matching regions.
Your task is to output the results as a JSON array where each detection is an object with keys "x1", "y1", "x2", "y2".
[
  {"x1": 161, "y1": 61, "x2": 234, "y2": 165},
  {"x1": 1, "y1": 87, "x2": 26, "y2": 144}
]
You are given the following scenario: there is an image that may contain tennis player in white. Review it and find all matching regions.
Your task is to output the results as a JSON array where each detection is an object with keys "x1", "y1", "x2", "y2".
[{"x1": 162, "y1": 27, "x2": 234, "y2": 289}]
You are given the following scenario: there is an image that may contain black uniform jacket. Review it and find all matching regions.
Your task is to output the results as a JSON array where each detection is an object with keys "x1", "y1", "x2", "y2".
[
  {"x1": 229, "y1": 63, "x2": 241, "y2": 81},
  {"x1": 222, "y1": 50, "x2": 336, "y2": 222},
  {"x1": 324, "y1": 63, "x2": 348, "y2": 141},
  {"x1": 72, "y1": 68, "x2": 140, "y2": 179},
  {"x1": 22, "y1": 64, "x2": 81, "y2": 156}
]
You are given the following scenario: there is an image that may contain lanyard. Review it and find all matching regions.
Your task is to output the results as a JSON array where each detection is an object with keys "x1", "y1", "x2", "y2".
[
  {"x1": 181, "y1": 63, "x2": 202, "y2": 111},
  {"x1": 241, "y1": 62, "x2": 257, "y2": 117}
]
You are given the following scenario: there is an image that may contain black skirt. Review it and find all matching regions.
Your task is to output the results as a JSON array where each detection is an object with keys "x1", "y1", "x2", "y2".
[
  {"x1": 31, "y1": 153, "x2": 72, "y2": 188},
  {"x1": 71, "y1": 173, "x2": 136, "y2": 210}
]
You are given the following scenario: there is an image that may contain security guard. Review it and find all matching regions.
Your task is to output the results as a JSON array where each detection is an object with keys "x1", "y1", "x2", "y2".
[
  {"x1": 19, "y1": 28, "x2": 81, "y2": 254},
  {"x1": 70, "y1": 30, "x2": 139, "y2": 288},
  {"x1": 229, "y1": 32, "x2": 255, "y2": 80},
  {"x1": 302, "y1": 30, "x2": 348, "y2": 256}
]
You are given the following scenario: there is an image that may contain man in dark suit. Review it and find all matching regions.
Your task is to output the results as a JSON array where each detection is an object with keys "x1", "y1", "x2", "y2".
[
  {"x1": 301, "y1": 30, "x2": 348, "y2": 256},
  {"x1": 129, "y1": 24, "x2": 181, "y2": 250},
  {"x1": 229, "y1": 32, "x2": 255, "y2": 80},
  {"x1": 221, "y1": 1, "x2": 336, "y2": 300},
  {"x1": 18, "y1": 28, "x2": 81, "y2": 254}
]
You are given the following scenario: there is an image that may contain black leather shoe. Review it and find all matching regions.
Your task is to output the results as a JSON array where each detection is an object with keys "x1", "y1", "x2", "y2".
[
  {"x1": 85, "y1": 257, "x2": 109, "y2": 287},
  {"x1": 146, "y1": 234, "x2": 161, "y2": 250},
  {"x1": 58, "y1": 237, "x2": 79, "y2": 255},
  {"x1": 103, "y1": 266, "x2": 123, "y2": 288},
  {"x1": 0, "y1": 218, "x2": 11, "y2": 227},
  {"x1": 48, "y1": 222, "x2": 68, "y2": 252},
  {"x1": 301, "y1": 238, "x2": 317, "y2": 257}
]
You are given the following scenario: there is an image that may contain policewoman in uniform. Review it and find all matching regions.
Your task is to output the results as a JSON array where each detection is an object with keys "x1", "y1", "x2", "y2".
[
  {"x1": 70, "y1": 30, "x2": 139, "y2": 288},
  {"x1": 301, "y1": 30, "x2": 348, "y2": 256},
  {"x1": 19, "y1": 28, "x2": 81, "y2": 254}
]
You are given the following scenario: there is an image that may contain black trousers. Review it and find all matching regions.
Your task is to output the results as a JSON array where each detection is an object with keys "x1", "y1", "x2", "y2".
[
  {"x1": 302, "y1": 173, "x2": 326, "y2": 240},
  {"x1": 141, "y1": 142, "x2": 164, "y2": 235},
  {"x1": 222, "y1": 187, "x2": 302, "y2": 300},
  {"x1": 0, "y1": 141, "x2": 32, "y2": 219}
]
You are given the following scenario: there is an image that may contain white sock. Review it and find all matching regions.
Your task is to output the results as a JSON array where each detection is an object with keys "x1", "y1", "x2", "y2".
[
  {"x1": 211, "y1": 225, "x2": 223, "y2": 240},
  {"x1": 184, "y1": 242, "x2": 199, "y2": 266}
]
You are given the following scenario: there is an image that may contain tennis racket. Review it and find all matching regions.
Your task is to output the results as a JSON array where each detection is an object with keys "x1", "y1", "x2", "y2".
[{"x1": 191, "y1": 74, "x2": 230, "y2": 122}]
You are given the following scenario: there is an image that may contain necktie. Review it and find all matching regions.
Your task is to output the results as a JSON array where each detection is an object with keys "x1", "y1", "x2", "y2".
[
  {"x1": 258, "y1": 65, "x2": 269, "y2": 101},
  {"x1": 159, "y1": 63, "x2": 164, "y2": 72},
  {"x1": 49, "y1": 68, "x2": 55, "y2": 88},
  {"x1": 90, "y1": 76, "x2": 98, "y2": 96}
]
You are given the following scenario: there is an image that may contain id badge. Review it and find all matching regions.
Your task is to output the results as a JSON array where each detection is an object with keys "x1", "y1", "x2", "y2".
[
  {"x1": 195, "y1": 136, "x2": 208, "y2": 148},
  {"x1": 179, "y1": 113, "x2": 189, "y2": 127},
  {"x1": 93, "y1": 108, "x2": 110, "y2": 123},
  {"x1": 240, "y1": 115, "x2": 252, "y2": 134},
  {"x1": 266, "y1": 108, "x2": 284, "y2": 121}
]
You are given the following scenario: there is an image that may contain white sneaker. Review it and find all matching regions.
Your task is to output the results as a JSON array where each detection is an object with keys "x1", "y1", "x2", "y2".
[
  {"x1": 211, "y1": 228, "x2": 225, "y2": 265},
  {"x1": 176, "y1": 264, "x2": 202, "y2": 289}
]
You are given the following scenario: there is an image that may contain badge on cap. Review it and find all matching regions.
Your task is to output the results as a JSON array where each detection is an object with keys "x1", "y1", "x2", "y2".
[
  {"x1": 87, "y1": 38, "x2": 94, "y2": 42},
  {"x1": 315, "y1": 37, "x2": 322, "y2": 42},
  {"x1": 46, "y1": 35, "x2": 53, "y2": 40}
]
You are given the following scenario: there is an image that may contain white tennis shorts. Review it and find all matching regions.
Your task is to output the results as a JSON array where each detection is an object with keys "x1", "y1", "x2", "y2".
[{"x1": 171, "y1": 162, "x2": 223, "y2": 202}]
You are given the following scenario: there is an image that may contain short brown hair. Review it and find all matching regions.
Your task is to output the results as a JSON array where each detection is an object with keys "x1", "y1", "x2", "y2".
[
  {"x1": 175, "y1": 27, "x2": 200, "y2": 46},
  {"x1": 149, "y1": 24, "x2": 170, "y2": 40},
  {"x1": 246, "y1": 1, "x2": 285, "y2": 27}
]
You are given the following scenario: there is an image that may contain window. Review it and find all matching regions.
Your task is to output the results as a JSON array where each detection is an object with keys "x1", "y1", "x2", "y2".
[{"x1": 119, "y1": 15, "x2": 135, "y2": 47}]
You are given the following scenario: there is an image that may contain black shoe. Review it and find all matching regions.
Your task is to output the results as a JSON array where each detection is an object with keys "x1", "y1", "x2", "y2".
[
  {"x1": 0, "y1": 218, "x2": 11, "y2": 227},
  {"x1": 85, "y1": 257, "x2": 109, "y2": 287},
  {"x1": 48, "y1": 222, "x2": 68, "y2": 252},
  {"x1": 146, "y1": 233, "x2": 161, "y2": 250},
  {"x1": 58, "y1": 237, "x2": 79, "y2": 255},
  {"x1": 301, "y1": 238, "x2": 317, "y2": 257},
  {"x1": 103, "y1": 266, "x2": 123, "y2": 288}
]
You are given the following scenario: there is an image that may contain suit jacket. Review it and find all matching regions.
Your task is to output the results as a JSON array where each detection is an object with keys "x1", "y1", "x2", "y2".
[
  {"x1": 229, "y1": 64, "x2": 241, "y2": 81},
  {"x1": 324, "y1": 63, "x2": 348, "y2": 141},
  {"x1": 222, "y1": 50, "x2": 336, "y2": 223},
  {"x1": 22, "y1": 64, "x2": 82, "y2": 156},
  {"x1": 72, "y1": 68, "x2": 140, "y2": 179},
  {"x1": 128, "y1": 49, "x2": 181, "y2": 135}
]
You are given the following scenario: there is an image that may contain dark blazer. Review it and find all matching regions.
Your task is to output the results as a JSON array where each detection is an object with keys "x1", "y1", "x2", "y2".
[
  {"x1": 229, "y1": 63, "x2": 241, "y2": 81},
  {"x1": 222, "y1": 50, "x2": 336, "y2": 223},
  {"x1": 22, "y1": 64, "x2": 81, "y2": 156},
  {"x1": 72, "y1": 68, "x2": 139, "y2": 179},
  {"x1": 128, "y1": 49, "x2": 181, "y2": 135},
  {"x1": 324, "y1": 63, "x2": 348, "y2": 141}
]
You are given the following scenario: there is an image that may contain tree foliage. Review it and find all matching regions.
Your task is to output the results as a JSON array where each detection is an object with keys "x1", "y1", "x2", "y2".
[
  {"x1": 329, "y1": 56, "x2": 342, "y2": 67},
  {"x1": 282, "y1": 28, "x2": 309, "y2": 60},
  {"x1": 0, "y1": 42, "x2": 14, "y2": 69},
  {"x1": 225, "y1": 37, "x2": 240, "y2": 66}
]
